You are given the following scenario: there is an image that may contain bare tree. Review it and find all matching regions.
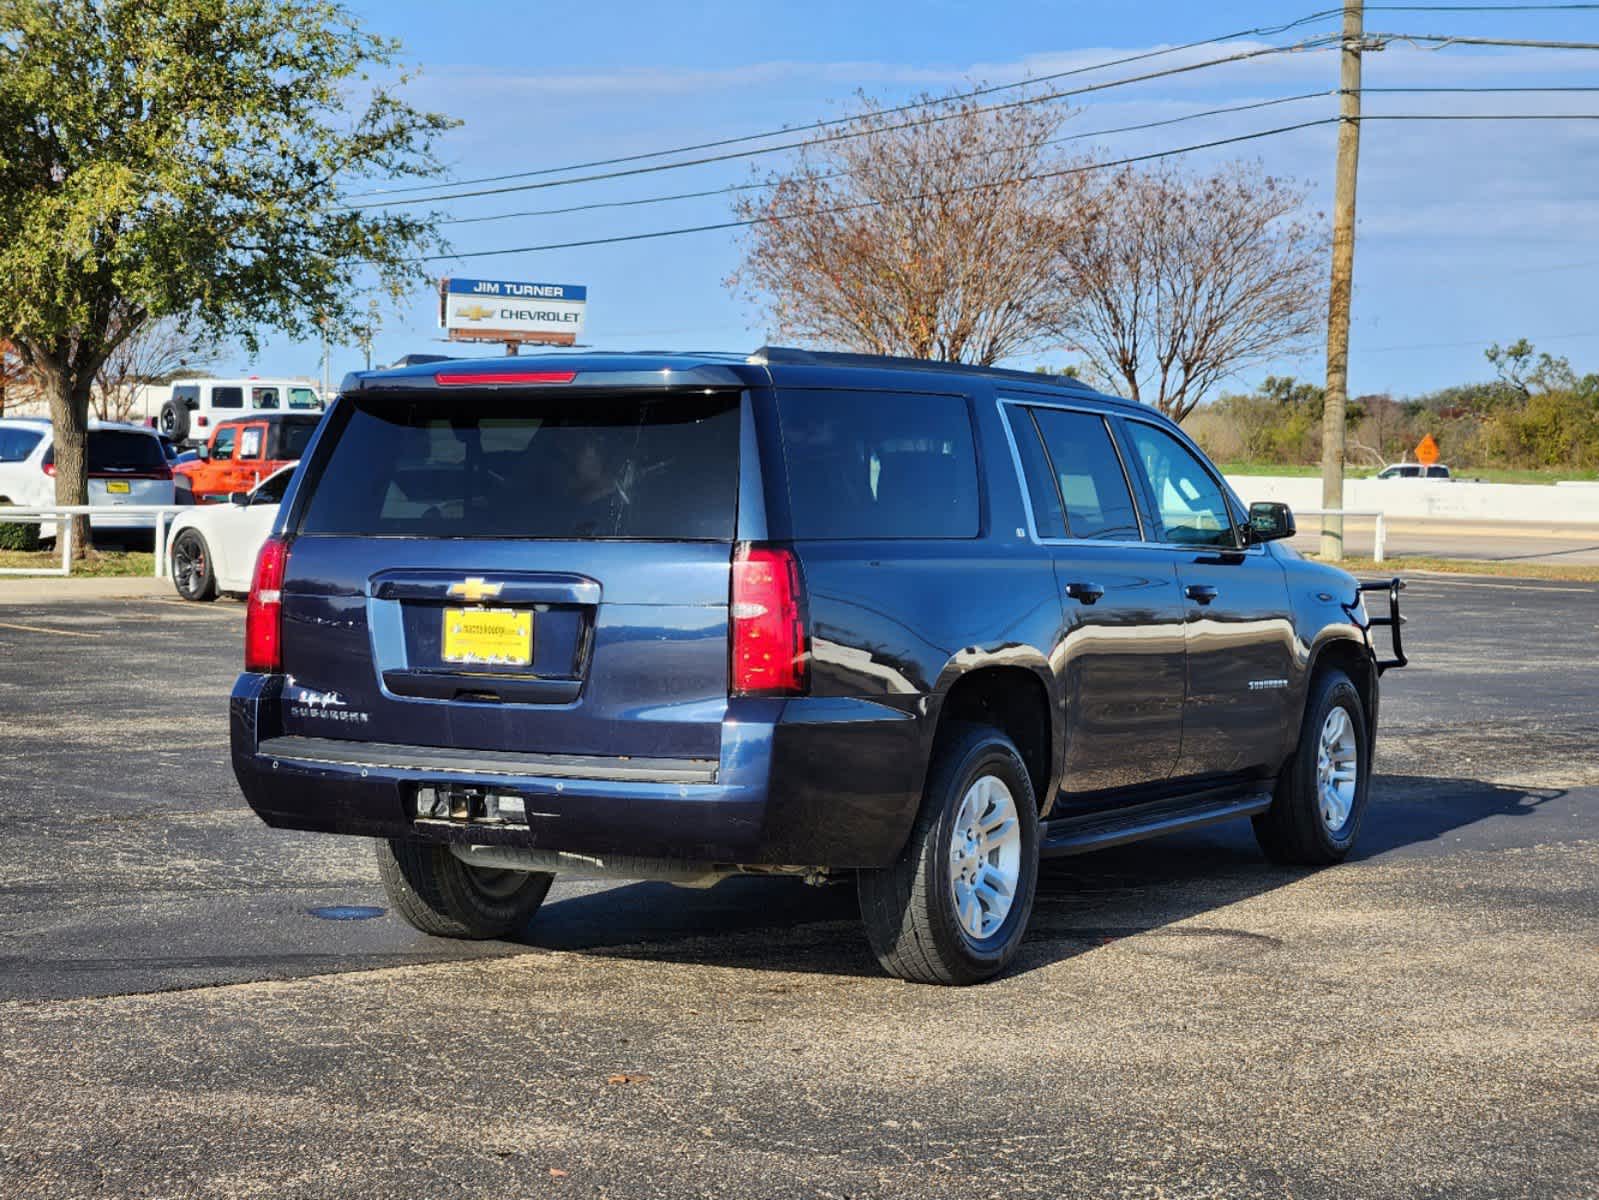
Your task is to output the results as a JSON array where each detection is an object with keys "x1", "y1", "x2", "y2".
[
  {"x1": 1056, "y1": 161, "x2": 1327, "y2": 422},
  {"x1": 92, "y1": 312, "x2": 218, "y2": 421},
  {"x1": 0, "y1": 339, "x2": 26, "y2": 417},
  {"x1": 728, "y1": 91, "x2": 1100, "y2": 366}
]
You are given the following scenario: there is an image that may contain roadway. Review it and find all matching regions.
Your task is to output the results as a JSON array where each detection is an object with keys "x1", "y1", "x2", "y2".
[
  {"x1": 1, "y1": 580, "x2": 1595, "y2": 1197},
  {"x1": 1288, "y1": 515, "x2": 1599, "y2": 563}
]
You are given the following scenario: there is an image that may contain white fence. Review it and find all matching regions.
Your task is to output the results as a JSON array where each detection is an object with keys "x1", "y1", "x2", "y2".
[
  {"x1": 0, "y1": 505, "x2": 187, "y2": 578},
  {"x1": 1293, "y1": 508, "x2": 1387, "y2": 563},
  {"x1": 1227, "y1": 474, "x2": 1599, "y2": 525}
]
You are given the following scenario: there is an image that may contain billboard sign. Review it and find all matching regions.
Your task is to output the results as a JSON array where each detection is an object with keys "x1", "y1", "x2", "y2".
[{"x1": 440, "y1": 278, "x2": 587, "y2": 346}]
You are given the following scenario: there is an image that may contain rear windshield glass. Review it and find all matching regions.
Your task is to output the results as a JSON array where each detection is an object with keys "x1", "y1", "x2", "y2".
[
  {"x1": 43, "y1": 431, "x2": 167, "y2": 472},
  {"x1": 777, "y1": 390, "x2": 980, "y2": 539},
  {"x1": 299, "y1": 391, "x2": 741, "y2": 540}
]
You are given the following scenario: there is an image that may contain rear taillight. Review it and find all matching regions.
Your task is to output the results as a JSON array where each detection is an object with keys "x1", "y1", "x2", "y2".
[
  {"x1": 197, "y1": 415, "x2": 209, "y2": 427},
  {"x1": 41, "y1": 461, "x2": 53, "y2": 476},
  {"x1": 244, "y1": 536, "x2": 290, "y2": 673},
  {"x1": 730, "y1": 545, "x2": 808, "y2": 697}
]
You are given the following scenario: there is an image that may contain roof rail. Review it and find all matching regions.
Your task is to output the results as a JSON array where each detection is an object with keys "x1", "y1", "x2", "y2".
[{"x1": 749, "y1": 345, "x2": 1110, "y2": 396}]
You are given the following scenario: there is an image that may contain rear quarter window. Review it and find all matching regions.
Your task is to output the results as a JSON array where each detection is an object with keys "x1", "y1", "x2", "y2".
[
  {"x1": 777, "y1": 390, "x2": 980, "y2": 539},
  {"x1": 0, "y1": 428, "x2": 44, "y2": 462},
  {"x1": 297, "y1": 391, "x2": 742, "y2": 540}
]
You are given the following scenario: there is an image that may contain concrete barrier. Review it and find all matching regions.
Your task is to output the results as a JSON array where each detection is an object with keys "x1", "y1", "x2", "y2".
[{"x1": 1225, "y1": 475, "x2": 1599, "y2": 525}]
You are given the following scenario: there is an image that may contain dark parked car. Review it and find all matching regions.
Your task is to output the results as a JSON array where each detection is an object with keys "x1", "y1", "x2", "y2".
[{"x1": 231, "y1": 349, "x2": 1406, "y2": 985}]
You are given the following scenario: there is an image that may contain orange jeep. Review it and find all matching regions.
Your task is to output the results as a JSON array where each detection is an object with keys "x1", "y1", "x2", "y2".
[{"x1": 175, "y1": 412, "x2": 323, "y2": 503}]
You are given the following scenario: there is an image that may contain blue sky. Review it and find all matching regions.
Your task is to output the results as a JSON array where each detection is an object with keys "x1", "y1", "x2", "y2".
[{"x1": 238, "y1": 1, "x2": 1599, "y2": 400}]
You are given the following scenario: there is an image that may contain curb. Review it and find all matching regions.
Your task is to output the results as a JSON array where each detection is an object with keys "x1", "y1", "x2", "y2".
[{"x1": 0, "y1": 576, "x2": 172, "y2": 605}]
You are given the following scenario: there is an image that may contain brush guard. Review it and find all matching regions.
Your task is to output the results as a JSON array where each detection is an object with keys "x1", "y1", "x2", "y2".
[{"x1": 1358, "y1": 578, "x2": 1408, "y2": 675}]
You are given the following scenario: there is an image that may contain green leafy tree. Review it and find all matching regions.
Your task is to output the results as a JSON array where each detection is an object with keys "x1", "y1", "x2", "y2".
[
  {"x1": 1485, "y1": 338, "x2": 1578, "y2": 398},
  {"x1": 0, "y1": 0, "x2": 453, "y2": 550}
]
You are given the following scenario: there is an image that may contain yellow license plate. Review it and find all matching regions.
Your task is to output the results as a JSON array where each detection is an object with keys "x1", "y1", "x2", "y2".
[
  {"x1": 105, "y1": 480, "x2": 131, "y2": 494},
  {"x1": 442, "y1": 607, "x2": 533, "y2": 666}
]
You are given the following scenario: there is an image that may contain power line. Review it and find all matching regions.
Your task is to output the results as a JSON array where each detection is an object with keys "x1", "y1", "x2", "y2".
[
  {"x1": 414, "y1": 118, "x2": 1335, "y2": 263},
  {"x1": 344, "y1": 8, "x2": 1348, "y2": 201},
  {"x1": 440, "y1": 90, "x2": 1333, "y2": 229},
  {"x1": 1370, "y1": 30, "x2": 1599, "y2": 47},
  {"x1": 1364, "y1": 83, "x2": 1599, "y2": 89},
  {"x1": 1364, "y1": 3, "x2": 1599, "y2": 10},
  {"x1": 350, "y1": 36, "x2": 1341, "y2": 211},
  {"x1": 1362, "y1": 111, "x2": 1599, "y2": 117},
  {"x1": 1362, "y1": 328, "x2": 1599, "y2": 352}
]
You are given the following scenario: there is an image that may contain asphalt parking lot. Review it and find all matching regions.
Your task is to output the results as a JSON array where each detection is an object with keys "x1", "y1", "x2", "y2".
[{"x1": 1, "y1": 575, "x2": 1595, "y2": 1198}]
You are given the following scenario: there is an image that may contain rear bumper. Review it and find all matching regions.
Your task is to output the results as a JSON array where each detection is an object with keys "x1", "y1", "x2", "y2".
[{"x1": 230, "y1": 675, "x2": 925, "y2": 867}]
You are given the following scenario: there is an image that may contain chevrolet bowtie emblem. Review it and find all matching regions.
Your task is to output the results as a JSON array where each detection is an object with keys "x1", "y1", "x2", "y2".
[
  {"x1": 457, "y1": 303, "x2": 495, "y2": 320},
  {"x1": 448, "y1": 577, "x2": 503, "y2": 602}
]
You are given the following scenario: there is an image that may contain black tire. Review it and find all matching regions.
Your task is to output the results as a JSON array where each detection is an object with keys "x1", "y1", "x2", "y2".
[
  {"x1": 170, "y1": 529, "x2": 216, "y2": 601},
  {"x1": 158, "y1": 398, "x2": 190, "y2": 441},
  {"x1": 375, "y1": 839, "x2": 553, "y2": 940},
  {"x1": 858, "y1": 724, "x2": 1040, "y2": 985},
  {"x1": 1253, "y1": 668, "x2": 1371, "y2": 866}
]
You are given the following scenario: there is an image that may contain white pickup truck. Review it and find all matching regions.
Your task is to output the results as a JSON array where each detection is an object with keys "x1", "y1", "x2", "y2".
[{"x1": 1375, "y1": 463, "x2": 1451, "y2": 480}]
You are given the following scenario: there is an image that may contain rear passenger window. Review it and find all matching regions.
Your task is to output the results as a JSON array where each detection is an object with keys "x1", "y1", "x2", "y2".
[
  {"x1": 1029, "y1": 408, "x2": 1141, "y2": 541},
  {"x1": 212, "y1": 387, "x2": 243, "y2": 409},
  {"x1": 777, "y1": 391, "x2": 979, "y2": 539},
  {"x1": 1005, "y1": 406, "x2": 1065, "y2": 537}
]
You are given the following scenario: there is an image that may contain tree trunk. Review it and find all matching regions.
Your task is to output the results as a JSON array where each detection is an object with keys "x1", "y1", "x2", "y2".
[{"x1": 45, "y1": 370, "x2": 95, "y2": 560}]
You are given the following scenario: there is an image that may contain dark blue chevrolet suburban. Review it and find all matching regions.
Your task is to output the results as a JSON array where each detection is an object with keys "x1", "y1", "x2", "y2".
[{"x1": 231, "y1": 348, "x2": 1405, "y2": 984}]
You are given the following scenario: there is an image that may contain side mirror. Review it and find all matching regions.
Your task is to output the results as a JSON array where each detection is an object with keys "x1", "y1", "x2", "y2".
[
  {"x1": 195, "y1": 444, "x2": 209, "y2": 460},
  {"x1": 229, "y1": 491, "x2": 251, "y2": 507},
  {"x1": 1247, "y1": 501, "x2": 1296, "y2": 544}
]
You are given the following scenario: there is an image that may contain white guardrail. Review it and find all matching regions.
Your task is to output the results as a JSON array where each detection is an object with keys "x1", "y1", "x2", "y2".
[
  {"x1": 0, "y1": 505, "x2": 188, "y2": 579},
  {"x1": 1294, "y1": 508, "x2": 1387, "y2": 563}
]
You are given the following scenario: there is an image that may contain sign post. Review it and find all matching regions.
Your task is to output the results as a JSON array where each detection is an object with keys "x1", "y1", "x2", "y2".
[{"x1": 439, "y1": 278, "x2": 587, "y2": 354}]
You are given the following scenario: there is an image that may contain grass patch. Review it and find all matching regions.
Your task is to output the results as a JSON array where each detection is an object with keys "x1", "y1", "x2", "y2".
[
  {"x1": 1311, "y1": 554, "x2": 1599, "y2": 583},
  {"x1": 0, "y1": 549, "x2": 156, "y2": 577},
  {"x1": 1217, "y1": 462, "x2": 1599, "y2": 485}
]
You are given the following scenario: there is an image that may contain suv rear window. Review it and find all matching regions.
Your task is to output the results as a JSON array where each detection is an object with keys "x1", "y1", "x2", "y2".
[
  {"x1": 298, "y1": 391, "x2": 741, "y2": 540},
  {"x1": 777, "y1": 390, "x2": 979, "y2": 539},
  {"x1": 43, "y1": 431, "x2": 168, "y2": 472}
]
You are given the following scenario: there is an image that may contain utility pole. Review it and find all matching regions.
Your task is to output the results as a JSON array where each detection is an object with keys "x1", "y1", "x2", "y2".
[
  {"x1": 1321, "y1": 0, "x2": 1363, "y2": 561},
  {"x1": 319, "y1": 312, "x2": 331, "y2": 400}
]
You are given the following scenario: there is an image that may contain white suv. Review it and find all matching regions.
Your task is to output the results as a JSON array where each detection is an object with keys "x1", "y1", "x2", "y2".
[
  {"x1": 0, "y1": 418, "x2": 176, "y2": 535},
  {"x1": 153, "y1": 377, "x2": 324, "y2": 446}
]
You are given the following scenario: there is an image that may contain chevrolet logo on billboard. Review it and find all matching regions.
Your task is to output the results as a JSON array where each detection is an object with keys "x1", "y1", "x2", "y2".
[{"x1": 456, "y1": 303, "x2": 495, "y2": 321}]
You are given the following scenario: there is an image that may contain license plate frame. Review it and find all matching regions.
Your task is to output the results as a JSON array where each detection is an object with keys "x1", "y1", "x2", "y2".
[{"x1": 441, "y1": 607, "x2": 534, "y2": 667}]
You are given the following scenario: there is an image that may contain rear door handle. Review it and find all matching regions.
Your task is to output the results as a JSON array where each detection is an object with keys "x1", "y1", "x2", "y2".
[
  {"x1": 1065, "y1": 582, "x2": 1105, "y2": 605},
  {"x1": 1185, "y1": 584, "x2": 1219, "y2": 605}
]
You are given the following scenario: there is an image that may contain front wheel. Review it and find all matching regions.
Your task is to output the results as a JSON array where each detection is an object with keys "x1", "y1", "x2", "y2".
[
  {"x1": 1253, "y1": 668, "x2": 1371, "y2": 865},
  {"x1": 375, "y1": 840, "x2": 552, "y2": 940},
  {"x1": 858, "y1": 724, "x2": 1040, "y2": 985}
]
